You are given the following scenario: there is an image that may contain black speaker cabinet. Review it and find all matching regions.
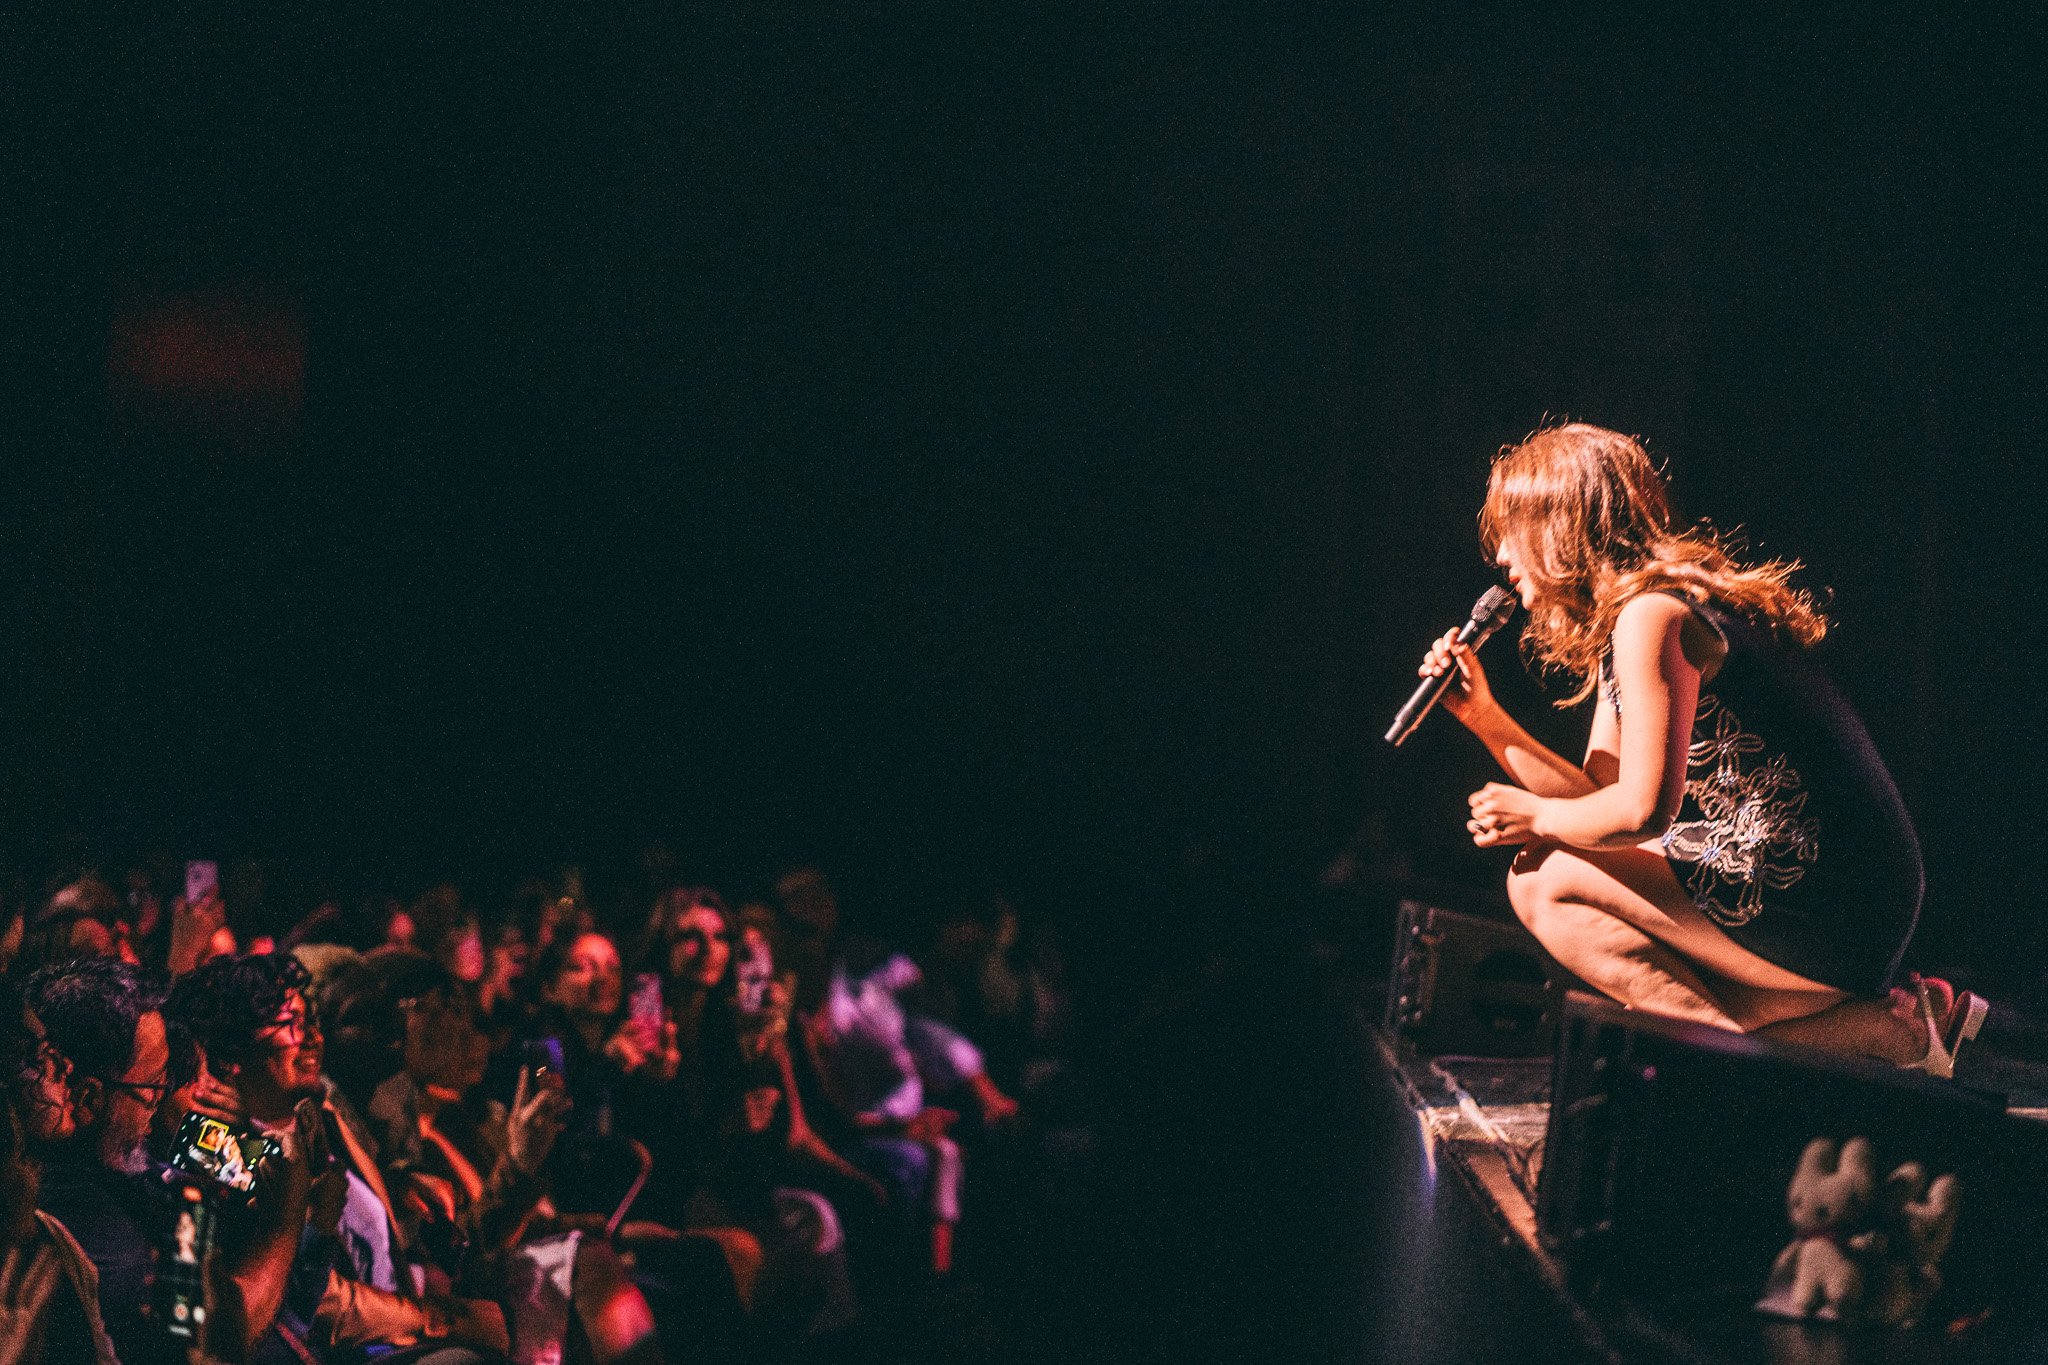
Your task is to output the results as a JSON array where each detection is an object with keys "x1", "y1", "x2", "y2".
[
  {"x1": 1537, "y1": 992, "x2": 2048, "y2": 1335},
  {"x1": 1385, "y1": 898, "x2": 1572, "y2": 1057}
]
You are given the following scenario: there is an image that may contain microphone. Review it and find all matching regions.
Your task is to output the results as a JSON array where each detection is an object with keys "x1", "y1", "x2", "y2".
[{"x1": 1384, "y1": 585, "x2": 1517, "y2": 746}]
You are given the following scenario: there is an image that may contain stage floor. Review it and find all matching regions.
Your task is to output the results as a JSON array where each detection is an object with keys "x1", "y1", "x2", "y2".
[{"x1": 1376, "y1": 1020, "x2": 2048, "y2": 1364}]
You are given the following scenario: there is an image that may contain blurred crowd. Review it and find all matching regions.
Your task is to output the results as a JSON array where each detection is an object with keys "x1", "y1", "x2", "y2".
[{"x1": 0, "y1": 854, "x2": 1076, "y2": 1364}]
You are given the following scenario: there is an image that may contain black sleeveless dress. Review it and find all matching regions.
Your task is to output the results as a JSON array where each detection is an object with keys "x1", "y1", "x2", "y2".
[{"x1": 1600, "y1": 596, "x2": 1923, "y2": 995}]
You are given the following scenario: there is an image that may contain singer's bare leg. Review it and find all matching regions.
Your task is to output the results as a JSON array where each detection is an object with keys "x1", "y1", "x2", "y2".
[{"x1": 1506, "y1": 840, "x2": 1927, "y2": 1063}]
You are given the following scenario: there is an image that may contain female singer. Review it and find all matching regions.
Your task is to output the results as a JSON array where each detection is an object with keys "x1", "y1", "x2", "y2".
[{"x1": 1424, "y1": 423, "x2": 1983, "y2": 1074}]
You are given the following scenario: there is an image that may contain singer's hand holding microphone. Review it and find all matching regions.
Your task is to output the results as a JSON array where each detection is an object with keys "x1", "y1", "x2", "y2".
[
  {"x1": 1385, "y1": 585, "x2": 1515, "y2": 746},
  {"x1": 1385, "y1": 584, "x2": 1541, "y2": 847},
  {"x1": 1418, "y1": 629, "x2": 1495, "y2": 722},
  {"x1": 1416, "y1": 639, "x2": 1543, "y2": 844}
]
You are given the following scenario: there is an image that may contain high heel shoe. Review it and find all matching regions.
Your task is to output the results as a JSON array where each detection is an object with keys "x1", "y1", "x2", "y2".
[{"x1": 1903, "y1": 976, "x2": 1988, "y2": 1080}]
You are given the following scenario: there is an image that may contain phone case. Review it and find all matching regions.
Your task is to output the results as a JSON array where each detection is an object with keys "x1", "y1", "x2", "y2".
[
  {"x1": 630, "y1": 973, "x2": 665, "y2": 1029},
  {"x1": 156, "y1": 1183, "x2": 214, "y2": 1341},
  {"x1": 184, "y1": 860, "x2": 219, "y2": 906},
  {"x1": 171, "y1": 1112, "x2": 273, "y2": 1194}
]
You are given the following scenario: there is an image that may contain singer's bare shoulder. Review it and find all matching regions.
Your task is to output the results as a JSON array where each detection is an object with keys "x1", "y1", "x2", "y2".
[{"x1": 1611, "y1": 591, "x2": 1726, "y2": 682}]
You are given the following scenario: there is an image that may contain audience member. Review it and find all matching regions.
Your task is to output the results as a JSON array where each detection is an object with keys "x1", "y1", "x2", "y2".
[
  {"x1": 645, "y1": 894, "x2": 861, "y2": 1342},
  {"x1": 168, "y1": 952, "x2": 510, "y2": 1362},
  {"x1": 520, "y1": 931, "x2": 679, "y2": 1153},
  {"x1": 931, "y1": 893, "x2": 1074, "y2": 1098},
  {"x1": 0, "y1": 852, "x2": 1075, "y2": 1364},
  {"x1": 0, "y1": 899, "x2": 24, "y2": 981},
  {"x1": 28, "y1": 955, "x2": 315, "y2": 1364},
  {"x1": 0, "y1": 982, "x2": 117, "y2": 1364},
  {"x1": 775, "y1": 869, "x2": 1016, "y2": 1276},
  {"x1": 325, "y1": 947, "x2": 657, "y2": 1365}
]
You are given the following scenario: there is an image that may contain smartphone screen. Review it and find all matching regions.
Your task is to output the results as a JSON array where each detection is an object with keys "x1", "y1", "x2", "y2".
[
  {"x1": 169, "y1": 1111, "x2": 274, "y2": 1195},
  {"x1": 629, "y1": 972, "x2": 664, "y2": 1032},
  {"x1": 155, "y1": 1182, "x2": 213, "y2": 1341},
  {"x1": 736, "y1": 940, "x2": 772, "y2": 1013},
  {"x1": 521, "y1": 1036, "x2": 564, "y2": 1077},
  {"x1": 184, "y1": 860, "x2": 219, "y2": 906}
]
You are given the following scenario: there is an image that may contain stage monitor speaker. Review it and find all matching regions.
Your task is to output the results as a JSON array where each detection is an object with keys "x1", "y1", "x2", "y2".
[
  {"x1": 1386, "y1": 899, "x2": 1573, "y2": 1057},
  {"x1": 1537, "y1": 991, "x2": 2048, "y2": 1338}
]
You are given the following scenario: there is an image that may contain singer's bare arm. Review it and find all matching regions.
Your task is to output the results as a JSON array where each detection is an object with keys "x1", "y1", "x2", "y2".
[
  {"x1": 1424, "y1": 632, "x2": 1597, "y2": 798},
  {"x1": 1471, "y1": 595, "x2": 1717, "y2": 851},
  {"x1": 1460, "y1": 704, "x2": 1600, "y2": 799},
  {"x1": 1581, "y1": 676, "x2": 1621, "y2": 788}
]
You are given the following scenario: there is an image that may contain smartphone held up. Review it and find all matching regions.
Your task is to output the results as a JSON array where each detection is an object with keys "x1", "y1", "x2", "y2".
[{"x1": 184, "y1": 860, "x2": 219, "y2": 907}]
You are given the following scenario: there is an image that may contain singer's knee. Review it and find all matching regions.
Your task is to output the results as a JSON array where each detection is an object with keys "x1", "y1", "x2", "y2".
[{"x1": 1506, "y1": 842, "x2": 1569, "y2": 938}]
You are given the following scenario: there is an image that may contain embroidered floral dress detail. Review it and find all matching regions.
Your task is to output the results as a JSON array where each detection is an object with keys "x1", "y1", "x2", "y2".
[
  {"x1": 1602, "y1": 661, "x2": 1821, "y2": 928},
  {"x1": 1662, "y1": 695, "x2": 1821, "y2": 925}
]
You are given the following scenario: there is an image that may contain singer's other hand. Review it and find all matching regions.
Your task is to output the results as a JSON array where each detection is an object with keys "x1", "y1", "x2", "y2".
[
  {"x1": 1420, "y1": 629, "x2": 1495, "y2": 722},
  {"x1": 1467, "y1": 782, "x2": 1541, "y2": 846}
]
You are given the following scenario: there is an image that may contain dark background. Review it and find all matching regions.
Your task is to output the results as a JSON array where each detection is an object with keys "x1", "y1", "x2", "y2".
[{"x1": 6, "y1": 8, "x2": 2041, "y2": 994}]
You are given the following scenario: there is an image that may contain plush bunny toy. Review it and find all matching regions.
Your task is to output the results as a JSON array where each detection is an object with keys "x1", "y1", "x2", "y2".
[
  {"x1": 1757, "y1": 1136, "x2": 1880, "y2": 1320},
  {"x1": 1867, "y1": 1163, "x2": 1962, "y2": 1328}
]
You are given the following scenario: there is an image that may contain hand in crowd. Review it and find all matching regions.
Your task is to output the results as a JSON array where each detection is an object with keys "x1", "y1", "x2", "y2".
[
  {"x1": 405, "y1": 1172, "x2": 462, "y2": 1227},
  {"x1": 187, "y1": 1069, "x2": 248, "y2": 1126},
  {"x1": 604, "y1": 1015, "x2": 682, "y2": 1083},
  {"x1": 205, "y1": 1096, "x2": 335, "y2": 1359},
  {"x1": 128, "y1": 884, "x2": 163, "y2": 941},
  {"x1": 430, "y1": 1295, "x2": 511, "y2": 1354},
  {"x1": 904, "y1": 1106, "x2": 958, "y2": 1145},
  {"x1": 505, "y1": 1063, "x2": 572, "y2": 1178},
  {"x1": 166, "y1": 890, "x2": 231, "y2": 975},
  {"x1": 737, "y1": 1084, "x2": 782, "y2": 1136},
  {"x1": 157, "y1": 1048, "x2": 247, "y2": 1132},
  {"x1": 615, "y1": 1219, "x2": 684, "y2": 1245},
  {"x1": 247, "y1": 1098, "x2": 325, "y2": 1229},
  {"x1": 968, "y1": 1072, "x2": 1021, "y2": 1128},
  {"x1": 287, "y1": 1097, "x2": 351, "y2": 1239}
]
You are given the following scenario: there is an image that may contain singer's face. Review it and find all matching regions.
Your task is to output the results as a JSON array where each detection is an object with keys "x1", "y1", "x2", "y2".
[{"x1": 1494, "y1": 537, "x2": 1539, "y2": 608}]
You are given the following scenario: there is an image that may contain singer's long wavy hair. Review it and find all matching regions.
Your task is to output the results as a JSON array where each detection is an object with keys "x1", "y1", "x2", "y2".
[{"x1": 1479, "y1": 423, "x2": 1828, "y2": 706}]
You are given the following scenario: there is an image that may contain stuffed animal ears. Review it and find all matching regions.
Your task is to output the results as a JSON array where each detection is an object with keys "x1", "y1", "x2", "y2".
[
  {"x1": 1795, "y1": 1135, "x2": 1877, "y2": 1188},
  {"x1": 1921, "y1": 1172, "x2": 1961, "y2": 1218},
  {"x1": 1881, "y1": 1160, "x2": 1927, "y2": 1221},
  {"x1": 1904, "y1": 1172, "x2": 1962, "y2": 1240},
  {"x1": 1795, "y1": 1136, "x2": 1840, "y2": 1180}
]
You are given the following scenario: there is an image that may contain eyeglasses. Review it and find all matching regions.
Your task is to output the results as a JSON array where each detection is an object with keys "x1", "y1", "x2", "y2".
[
  {"x1": 96, "y1": 1069, "x2": 173, "y2": 1103},
  {"x1": 257, "y1": 1003, "x2": 320, "y2": 1050}
]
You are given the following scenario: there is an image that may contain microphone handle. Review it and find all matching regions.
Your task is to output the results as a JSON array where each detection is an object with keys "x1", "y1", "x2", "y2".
[{"x1": 1383, "y1": 617, "x2": 1485, "y2": 747}]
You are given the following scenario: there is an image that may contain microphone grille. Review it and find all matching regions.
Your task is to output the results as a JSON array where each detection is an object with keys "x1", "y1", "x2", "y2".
[{"x1": 1472, "y1": 584, "x2": 1515, "y2": 625}]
